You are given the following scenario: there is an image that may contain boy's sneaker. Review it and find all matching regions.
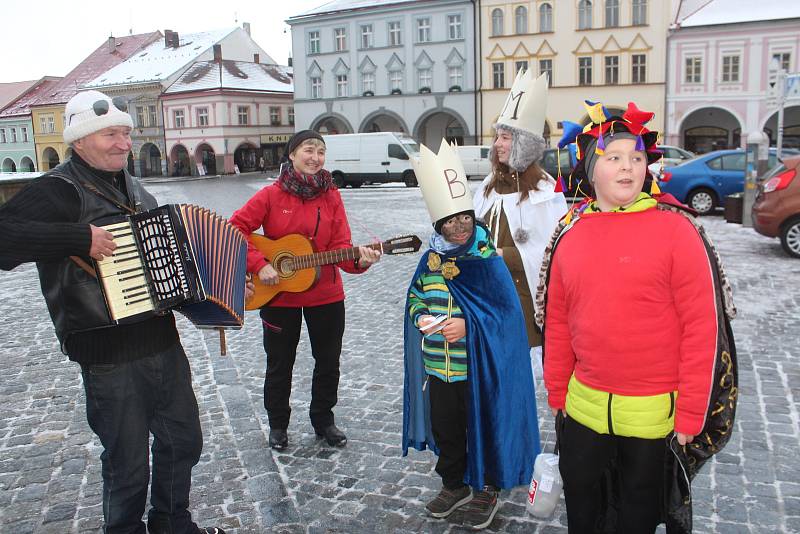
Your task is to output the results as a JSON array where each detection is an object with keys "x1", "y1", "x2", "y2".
[
  {"x1": 460, "y1": 486, "x2": 500, "y2": 530},
  {"x1": 425, "y1": 485, "x2": 473, "y2": 518}
]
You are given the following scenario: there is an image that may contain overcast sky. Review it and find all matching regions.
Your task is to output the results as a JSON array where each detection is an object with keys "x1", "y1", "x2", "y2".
[{"x1": 0, "y1": 0, "x2": 326, "y2": 83}]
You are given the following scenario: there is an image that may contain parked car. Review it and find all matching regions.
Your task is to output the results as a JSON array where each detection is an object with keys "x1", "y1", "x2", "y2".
[
  {"x1": 648, "y1": 145, "x2": 695, "y2": 179},
  {"x1": 752, "y1": 155, "x2": 800, "y2": 258},
  {"x1": 658, "y1": 148, "x2": 800, "y2": 215},
  {"x1": 456, "y1": 145, "x2": 492, "y2": 180},
  {"x1": 323, "y1": 132, "x2": 420, "y2": 188},
  {"x1": 541, "y1": 146, "x2": 585, "y2": 197}
]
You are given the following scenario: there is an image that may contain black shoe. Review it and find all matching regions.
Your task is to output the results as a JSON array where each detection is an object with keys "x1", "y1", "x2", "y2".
[
  {"x1": 315, "y1": 424, "x2": 347, "y2": 446},
  {"x1": 197, "y1": 529, "x2": 226, "y2": 534},
  {"x1": 269, "y1": 428, "x2": 288, "y2": 450}
]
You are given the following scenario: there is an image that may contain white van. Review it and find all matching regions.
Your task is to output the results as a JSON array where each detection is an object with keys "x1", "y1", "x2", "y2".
[
  {"x1": 322, "y1": 132, "x2": 420, "y2": 188},
  {"x1": 457, "y1": 145, "x2": 492, "y2": 180}
]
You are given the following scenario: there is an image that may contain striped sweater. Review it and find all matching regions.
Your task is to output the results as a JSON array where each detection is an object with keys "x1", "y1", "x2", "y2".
[{"x1": 407, "y1": 225, "x2": 496, "y2": 382}]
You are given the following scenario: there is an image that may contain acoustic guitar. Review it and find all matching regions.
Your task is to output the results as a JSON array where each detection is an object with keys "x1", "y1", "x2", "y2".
[{"x1": 245, "y1": 233, "x2": 422, "y2": 310}]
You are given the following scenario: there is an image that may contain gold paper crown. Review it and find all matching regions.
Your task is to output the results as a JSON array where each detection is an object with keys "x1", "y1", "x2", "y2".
[
  {"x1": 411, "y1": 138, "x2": 474, "y2": 225},
  {"x1": 495, "y1": 69, "x2": 549, "y2": 137}
]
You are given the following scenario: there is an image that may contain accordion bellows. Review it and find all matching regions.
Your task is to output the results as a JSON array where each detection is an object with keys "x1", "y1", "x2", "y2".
[{"x1": 95, "y1": 204, "x2": 247, "y2": 329}]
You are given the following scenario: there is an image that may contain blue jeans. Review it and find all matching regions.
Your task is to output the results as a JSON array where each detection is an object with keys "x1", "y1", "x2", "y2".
[{"x1": 81, "y1": 342, "x2": 203, "y2": 534}]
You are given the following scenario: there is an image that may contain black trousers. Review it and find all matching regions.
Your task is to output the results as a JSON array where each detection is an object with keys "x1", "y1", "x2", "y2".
[
  {"x1": 559, "y1": 416, "x2": 665, "y2": 534},
  {"x1": 429, "y1": 377, "x2": 468, "y2": 489},
  {"x1": 260, "y1": 301, "x2": 345, "y2": 431}
]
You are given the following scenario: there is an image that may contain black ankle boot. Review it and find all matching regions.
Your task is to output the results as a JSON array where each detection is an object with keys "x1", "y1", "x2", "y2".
[
  {"x1": 269, "y1": 428, "x2": 288, "y2": 450},
  {"x1": 315, "y1": 424, "x2": 347, "y2": 446}
]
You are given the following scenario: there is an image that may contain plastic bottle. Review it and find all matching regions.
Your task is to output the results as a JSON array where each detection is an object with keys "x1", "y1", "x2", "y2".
[{"x1": 527, "y1": 452, "x2": 563, "y2": 518}]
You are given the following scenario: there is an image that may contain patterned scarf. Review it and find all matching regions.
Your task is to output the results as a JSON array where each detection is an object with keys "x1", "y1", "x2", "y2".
[{"x1": 277, "y1": 163, "x2": 335, "y2": 200}]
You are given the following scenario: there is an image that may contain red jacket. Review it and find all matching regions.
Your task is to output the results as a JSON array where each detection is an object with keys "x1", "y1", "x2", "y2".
[
  {"x1": 229, "y1": 183, "x2": 366, "y2": 307},
  {"x1": 543, "y1": 208, "x2": 718, "y2": 435}
]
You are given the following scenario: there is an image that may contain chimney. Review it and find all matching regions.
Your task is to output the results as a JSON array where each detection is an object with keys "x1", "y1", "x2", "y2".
[
  {"x1": 254, "y1": 53, "x2": 260, "y2": 64},
  {"x1": 288, "y1": 57, "x2": 293, "y2": 67},
  {"x1": 213, "y1": 44, "x2": 223, "y2": 63},
  {"x1": 243, "y1": 22, "x2": 251, "y2": 36},
  {"x1": 107, "y1": 35, "x2": 116, "y2": 53},
  {"x1": 164, "y1": 30, "x2": 179, "y2": 48}
]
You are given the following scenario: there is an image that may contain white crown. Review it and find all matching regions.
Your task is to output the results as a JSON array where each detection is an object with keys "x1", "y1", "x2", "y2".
[
  {"x1": 495, "y1": 69, "x2": 548, "y2": 137},
  {"x1": 411, "y1": 138, "x2": 474, "y2": 226}
]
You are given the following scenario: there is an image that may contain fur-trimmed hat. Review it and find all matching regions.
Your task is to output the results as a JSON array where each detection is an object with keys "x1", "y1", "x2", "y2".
[{"x1": 63, "y1": 90, "x2": 133, "y2": 145}]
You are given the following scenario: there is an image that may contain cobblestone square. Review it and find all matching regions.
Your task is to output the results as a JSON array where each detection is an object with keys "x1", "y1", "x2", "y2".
[{"x1": 1, "y1": 176, "x2": 799, "y2": 533}]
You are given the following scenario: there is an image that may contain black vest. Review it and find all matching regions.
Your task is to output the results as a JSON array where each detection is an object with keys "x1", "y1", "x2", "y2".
[{"x1": 36, "y1": 160, "x2": 158, "y2": 353}]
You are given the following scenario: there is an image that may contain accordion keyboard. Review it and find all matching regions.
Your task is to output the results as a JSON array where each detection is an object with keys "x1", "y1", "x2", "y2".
[{"x1": 96, "y1": 221, "x2": 155, "y2": 320}]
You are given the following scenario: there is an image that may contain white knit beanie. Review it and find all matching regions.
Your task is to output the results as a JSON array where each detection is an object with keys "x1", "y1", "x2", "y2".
[{"x1": 63, "y1": 90, "x2": 133, "y2": 145}]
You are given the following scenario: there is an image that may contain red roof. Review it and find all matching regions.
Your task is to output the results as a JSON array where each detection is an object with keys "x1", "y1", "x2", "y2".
[
  {"x1": 30, "y1": 31, "x2": 162, "y2": 108},
  {"x1": 0, "y1": 80, "x2": 39, "y2": 111},
  {"x1": 0, "y1": 77, "x2": 63, "y2": 118}
]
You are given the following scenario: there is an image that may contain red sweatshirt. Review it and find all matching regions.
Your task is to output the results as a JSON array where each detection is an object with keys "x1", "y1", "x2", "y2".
[
  {"x1": 229, "y1": 183, "x2": 366, "y2": 307},
  {"x1": 543, "y1": 208, "x2": 718, "y2": 436}
]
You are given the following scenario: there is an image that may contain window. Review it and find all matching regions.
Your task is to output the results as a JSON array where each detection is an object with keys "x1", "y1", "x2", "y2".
[
  {"x1": 722, "y1": 55, "x2": 740, "y2": 83},
  {"x1": 136, "y1": 106, "x2": 146, "y2": 126},
  {"x1": 311, "y1": 76, "x2": 322, "y2": 98},
  {"x1": 493, "y1": 62, "x2": 505, "y2": 89},
  {"x1": 720, "y1": 153, "x2": 745, "y2": 171},
  {"x1": 492, "y1": 8, "x2": 504, "y2": 36},
  {"x1": 361, "y1": 24, "x2": 374, "y2": 48},
  {"x1": 336, "y1": 74, "x2": 349, "y2": 97},
  {"x1": 448, "y1": 65, "x2": 463, "y2": 88},
  {"x1": 516, "y1": 60, "x2": 529, "y2": 74},
  {"x1": 578, "y1": 0, "x2": 592, "y2": 29},
  {"x1": 579, "y1": 57, "x2": 592, "y2": 85},
  {"x1": 149, "y1": 105, "x2": 158, "y2": 126},
  {"x1": 389, "y1": 21, "x2": 402, "y2": 46},
  {"x1": 417, "y1": 18, "x2": 431, "y2": 43},
  {"x1": 605, "y1": 0, "x2": 619, "y2": 28},
  {"x1": 174, "y1": 109, "x2": 185, "y2": 128},
  {"x1": 288, "y1": 107, "x2": 295, "y2": 126},
  {"x1": 0, "y1": 129, "x2": 5, "y2": 143},
  {"x1": 22, "y1": 127, "x2": 28, "y2": 142},
  {"x1": 418, "y1": 68, "x2": 432, "y2": 89},
  {"x1": 334, "y1": 28, "x2": 347, "y2": 51},
  {"x1": 539, "y1": 3, "x2": 553, "y2": 32},
  {"x1": 515, "y1": 6, "x2": 528, "y2": 34},
  {"x1": 197, "y1": 107, "x2": 209, "y2": 126},
  {"x1": 10, "y1": 128, "x2": 16, "y2": 143},
  {"x1": 389, "y1": 70, "x2": 403, "y2": 91},
  {"x1": 308, "y1": 31, "x2": 320, "y2": 54},
  {"x1": 237, "y1": 106, "x2": 249, "y2": 126},
  {"x1": 632, "y1": 0, "x2": 647, "y2": 25},
  {"x1": 539, "y1": 59, "x2": 553, "y2": 86},
  {"x1": 362, "y1": 72, "x2": 375, "y2": 93},
  {"x1": 685, "y1": 56, "x2": 702, "y2": 83},
  {"x1": 47, "y1": 116, "x2": 55, "y2": 133},
  {"x1": 605, "y1": 55, "x2": 619, "y2": 84},
  {"x1": 269, "y1": 106, "x2": 281, "y2": 126},
  {"x1": 632, "y1": 54, "x2": 646, "y2": 83},
  {"x1": 448, "y1": 14, "x2": 463, "y2": 40},
  {"x1": 772, "y1": 52, "x2": 791, "y2": 72}
]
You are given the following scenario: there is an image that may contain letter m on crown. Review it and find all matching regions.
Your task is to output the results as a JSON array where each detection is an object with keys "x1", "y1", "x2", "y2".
[{"x1": 502, "y1": 91, "x2": 525, "y2": 120}]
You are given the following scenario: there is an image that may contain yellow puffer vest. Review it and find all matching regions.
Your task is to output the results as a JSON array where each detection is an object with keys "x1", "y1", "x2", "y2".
[{"x1": 566, "y1": 375, "x2": 676, "y2": 439}]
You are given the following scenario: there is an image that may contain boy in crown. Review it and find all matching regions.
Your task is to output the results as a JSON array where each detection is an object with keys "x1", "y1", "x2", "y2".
[{"x1": 402, "y1": 140, "x2": 541, "y2": 530}]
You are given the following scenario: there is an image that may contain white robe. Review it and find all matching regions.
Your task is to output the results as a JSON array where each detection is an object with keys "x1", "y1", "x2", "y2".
[{"x1": 473, "y1": 173, "x2": 568, "y2": 314}]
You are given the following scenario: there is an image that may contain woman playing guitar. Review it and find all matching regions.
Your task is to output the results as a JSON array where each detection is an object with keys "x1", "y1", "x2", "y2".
[{"x1": 230, "y1": 130, "x2": 381, "y2": 451}]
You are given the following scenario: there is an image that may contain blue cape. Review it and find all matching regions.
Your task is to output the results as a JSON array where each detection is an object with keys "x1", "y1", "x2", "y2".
[{"x1": 401, "y1": 248, "x2": 540, "y2": 490}]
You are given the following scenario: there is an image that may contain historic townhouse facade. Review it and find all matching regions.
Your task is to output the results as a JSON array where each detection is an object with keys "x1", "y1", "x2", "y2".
[
  {"x1": 478, "y1": 0, "x2": 670, "y2": 145},
  {"x1": 29, "y1": 32, "x2": 162, "y2": 171},
  {"x1": 665, "y1": 3, "x2": 800, "y2": 153},
  {"x1": 84, "y1": 25, "x2": 272, "y2": 176},
  {"x1": 287, "y1": 0, "x2": 478, "y2": 146},
  {"x1": 0, "y1": 77, "x2": 62, "y2": 172},
  {"x1": 162, "y1": 59, "x2": 294, "y2": 176}
]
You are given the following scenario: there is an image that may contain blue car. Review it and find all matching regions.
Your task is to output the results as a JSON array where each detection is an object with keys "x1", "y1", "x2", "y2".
[{"x1": 659, "y1": 148, "x2": 799, "y2": 215}]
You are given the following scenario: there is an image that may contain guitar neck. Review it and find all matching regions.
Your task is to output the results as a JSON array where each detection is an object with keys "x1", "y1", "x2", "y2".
[{"x1": 293, "y1": 242, "x2": 382, "y2": 269}]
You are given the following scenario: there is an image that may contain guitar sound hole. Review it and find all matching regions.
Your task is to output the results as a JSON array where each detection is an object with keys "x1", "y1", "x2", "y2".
[{"x1": 277, "y1": 257, "x2": 295, "y2": 277}]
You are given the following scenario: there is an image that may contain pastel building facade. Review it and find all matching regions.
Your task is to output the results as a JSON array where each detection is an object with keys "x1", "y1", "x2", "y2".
[
  {"x1": 665, "y1": 5, "x2": 800, "y2": 153},
  {"x1": 84, "y1": 25, "x2": 273, "y2": 177},
  {"x1": 162, "y1": 60, "x2": 294, "y2": 176},
  {"x1": 287, "y1": 0, "x2": 478, "y2": 146},
  {"x1": 0, "y1": 77, "x2": 62, "y2": 172},
  {"x1": 478, "y1": 0, "x2": 672, "y2": 146}
]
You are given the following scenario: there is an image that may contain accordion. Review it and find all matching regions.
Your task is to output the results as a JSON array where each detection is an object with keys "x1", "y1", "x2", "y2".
[{"x1": 94, "y1": 204, "x2": 247, "y2": 330}]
